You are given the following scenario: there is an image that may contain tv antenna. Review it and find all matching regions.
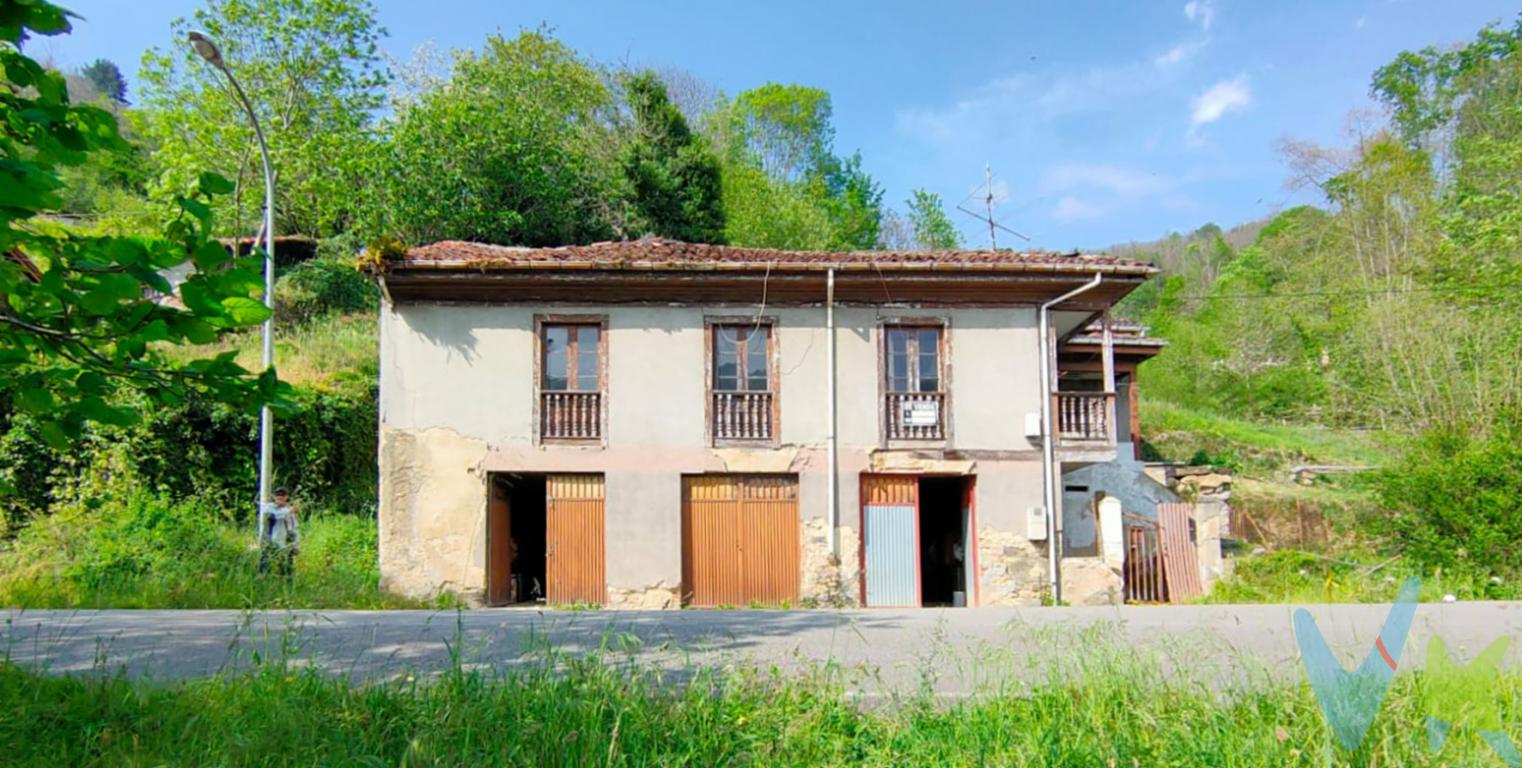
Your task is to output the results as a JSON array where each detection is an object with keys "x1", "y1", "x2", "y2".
[{"x1": 956, "y1": 164, "x2": 1030, "y2": 249}]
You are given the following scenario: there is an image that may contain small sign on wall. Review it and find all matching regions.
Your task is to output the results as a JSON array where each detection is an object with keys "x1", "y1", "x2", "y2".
[{"x1": 900, "y1": 399, "x2": 939, "y2": 426}]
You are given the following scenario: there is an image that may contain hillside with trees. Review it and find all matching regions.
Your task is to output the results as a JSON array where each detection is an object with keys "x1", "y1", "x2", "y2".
[
  {"x1": 3, "y1": 0, "x2": 1519, "y2": 606},
  {"x1": 1114, "y1": 15, "x2": 1522, "y2": 600}
]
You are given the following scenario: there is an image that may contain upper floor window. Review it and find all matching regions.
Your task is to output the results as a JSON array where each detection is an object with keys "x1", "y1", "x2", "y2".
[
  {"x1": 710, "y1": 322, "x2": 775, "y2": 442},
  {"x1": 884, "y1": 325, "x2": 945, "y2": 440},
  {"x1": 886, "y1": 326, "x2": 941, "y2": 393},
  {"x1": 543, "y1": 324, "x2": 600, "y2": 392},
  {"x1": 539, "y1": 320, "x2": 604, "y2": 441}
]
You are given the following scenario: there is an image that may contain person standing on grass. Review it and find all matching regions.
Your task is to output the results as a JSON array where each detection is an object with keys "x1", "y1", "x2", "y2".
[{"x1": 258, "y1": 487, "x2": 300, "y2": 580}]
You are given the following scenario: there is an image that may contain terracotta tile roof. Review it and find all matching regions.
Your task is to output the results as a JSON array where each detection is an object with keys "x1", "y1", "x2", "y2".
[
  {"x1": 1068, "y1": 318, "x2": 1167, "y2": 347},
  {"x1": 392, "y1": 237, "x2": 1158, "y2": 275}
]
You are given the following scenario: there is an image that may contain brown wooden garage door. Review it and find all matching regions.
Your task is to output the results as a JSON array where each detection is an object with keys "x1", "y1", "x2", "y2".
[
  {"x1": 546, "y1": 474, "x2": 605, "y2": 605},
  {"x1": 682, "y1": 475, "x2": 799, "y2": 606}
]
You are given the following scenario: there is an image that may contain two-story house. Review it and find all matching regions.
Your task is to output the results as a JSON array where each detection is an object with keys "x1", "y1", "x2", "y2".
[{"x1": 371, "y1": 238, "x2": 1158, "y2": 608}]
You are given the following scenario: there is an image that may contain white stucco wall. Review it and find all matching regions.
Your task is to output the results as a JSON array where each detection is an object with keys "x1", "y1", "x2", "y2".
[{"x1": 378, "y1": 301, "x2": 1058, "y2": 605}]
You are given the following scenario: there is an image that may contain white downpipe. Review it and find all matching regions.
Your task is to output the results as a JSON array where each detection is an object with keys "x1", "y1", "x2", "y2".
[
  {"x1": 826, "y1": 269, "x2": 838, "y2": 556},
  {"x1": 1038, "y1": 273, "x2": 1103, "y2": 605}
]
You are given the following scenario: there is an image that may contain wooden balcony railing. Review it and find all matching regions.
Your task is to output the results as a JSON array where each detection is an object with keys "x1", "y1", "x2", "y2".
[
  {"x1": 541, "y1": 391, "x2": 602, "y2": 440},
  {"x1": 713, "y1": 391, "x2": 774, "y2": 441},
  {"x1": 886, "y1": 391, "x2": 945, "y2": 441},
  {"x1": 1054, "y1": 391, "x2": 1115, "y2": 444}
]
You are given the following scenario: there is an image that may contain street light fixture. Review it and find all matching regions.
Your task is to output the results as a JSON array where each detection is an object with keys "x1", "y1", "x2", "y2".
[{"x1": 188, "y1": 31, "x2": 278, "y2": 531}]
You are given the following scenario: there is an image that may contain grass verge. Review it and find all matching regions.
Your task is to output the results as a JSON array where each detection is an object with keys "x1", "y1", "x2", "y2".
[{"x1": 1, "y1": 634, "x2": 1518, "y2": 766}]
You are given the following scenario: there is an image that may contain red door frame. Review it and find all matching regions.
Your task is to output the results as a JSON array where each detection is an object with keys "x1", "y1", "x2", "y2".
[
  {"x1": 857, "y1": 473, "x2": 922, "y2": 608},
  {"x1": 858, "y1": 473, "x2": 979, "y2": 607},
  {"x1": 963, "y1": 475, "x2": 980, "y2": 607}
]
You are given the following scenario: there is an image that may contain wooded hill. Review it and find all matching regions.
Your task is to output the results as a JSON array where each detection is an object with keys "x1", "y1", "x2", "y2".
[{"x1": 3, "y1": 0, "x2": 1520, "y2": 605}]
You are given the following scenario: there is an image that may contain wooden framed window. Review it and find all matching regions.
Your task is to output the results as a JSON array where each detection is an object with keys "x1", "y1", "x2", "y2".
[
  {"x1": 883, "y1": 324, "x2": 945, "y2": 441},
  {"x1": 536, "y1": 318, "x2": 605, "y2": 441},
  {"x1": 707, "y1": 319, "x2": 777, "y2": 443}
]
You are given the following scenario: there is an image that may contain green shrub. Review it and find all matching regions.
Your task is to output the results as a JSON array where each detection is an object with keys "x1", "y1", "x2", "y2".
[
  {"x1": 273, "y1": 254, "x2": 377, "y2": 326},
  {"x1": 70, "y1": 386, "x2": 379, "y2": 520},
  {"x1": 0, "y1": 488, "x2": 409, "y2": 609},
  {"x1": 0, "y1": 414, "x2": 65, "y2": 535},
  {"x1": 1372, "y1": 415, "x2": 1522, "y2": 582}
]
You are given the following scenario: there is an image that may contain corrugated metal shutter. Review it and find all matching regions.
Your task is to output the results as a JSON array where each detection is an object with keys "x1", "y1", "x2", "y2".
[
  {"x1": 862, "y1": 475, "x2": 919, "y2": 607},
  {"x1": 546, "y1": 474, "x2": 605, "y2": 605},
  {"x1": 682, "y1": 475, "x2": 799, "y2": 606},
  {"x1": 1157, "y1": 502, "x2": 1203, "y2": 603}
]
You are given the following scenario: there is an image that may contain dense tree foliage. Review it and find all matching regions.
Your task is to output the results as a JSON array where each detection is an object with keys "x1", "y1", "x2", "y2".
[
  {"x1": 361, "y1": 32, "x2": 625, "y2": 247},
  {"x1": 78, "y1": 58, "x2": 126, "y2": 104},
  {"x1": 137, "y1": 0, "x2": 388, "y2": 238},
  {"x1": 1, "y1": 0, "x2": 287, "y2": 484},
  {"x1": 708, "y1": 83, "x2": 884, "y2": 250},
  {"x1": 618, "y1": 71, "x2": 724, "y2": 243}
]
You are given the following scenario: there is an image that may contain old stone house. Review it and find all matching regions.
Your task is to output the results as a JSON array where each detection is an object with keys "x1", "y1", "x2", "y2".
[{"x1": 371, "y1": 238, "x2": 1159, "y2": 608}]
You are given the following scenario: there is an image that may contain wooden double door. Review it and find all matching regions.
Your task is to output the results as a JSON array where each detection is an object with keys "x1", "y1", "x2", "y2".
[
  {"x1": 681, "y1": 475, "x2": 800, "y2": 606},
  {"x1": 488, "y1": 474, "x2": 606, "y2": 606}
]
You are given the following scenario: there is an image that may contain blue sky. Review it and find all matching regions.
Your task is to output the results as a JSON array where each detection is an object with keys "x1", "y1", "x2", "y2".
[{"x1": 36, "y1": 1, "x2": 1519, "y2": 250}]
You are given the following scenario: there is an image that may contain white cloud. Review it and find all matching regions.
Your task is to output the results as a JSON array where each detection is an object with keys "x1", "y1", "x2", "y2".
[
  {"x1": 1190, "y1": 74, "x2": 1252, "y2": 128},
  {"x1": 1053, "y1": 196, "x2": 1104, "y2": 221},
  {"x1": 1183, "y1": 0, "x2": 1215, "y2": 31},
  {"x1": 1043, "y1": 164, "x2": 1172, "y2": 198},
  {"x1": 1154, "y1": 41, "x2": 1203, "y2": 67},
  {"x1": 1041, "y1": 164, "x2": 1192, "y2": 221},
  {"x1": 895, "y1": 63, "x2": 1164, "y2": 149}
]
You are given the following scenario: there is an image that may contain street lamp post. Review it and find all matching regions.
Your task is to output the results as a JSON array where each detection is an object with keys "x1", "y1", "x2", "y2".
[{"x1": 188, "y1": 32, "x2": 277, "y2": 531}]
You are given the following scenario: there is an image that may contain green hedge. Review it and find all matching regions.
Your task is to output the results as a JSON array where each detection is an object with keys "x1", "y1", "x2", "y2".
[
  {"x1": 273, "y1": 254, "x2": 378, "y2": 326},
  {"x1": 1372, "y1": 415, "x2": 1522, "y2": 582},
  {"x1": 0, "y1": 384, "x2": 377, "y2": 536}
]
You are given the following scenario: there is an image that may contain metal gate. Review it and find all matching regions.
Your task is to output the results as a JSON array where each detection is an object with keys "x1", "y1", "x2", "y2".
[
  {"x1": 1123, "y1": 504, "x2": 1203, "y2": 604},
  {"x1": 681, "y1": 475, "x2": 799, "y2": 606},
  {"x1": 1123, "y1": 512, "x2": 1164, "y2": 603},
  {"x1": 861, "y1": 475, "x2": 919, "y2": 607},
  {"x1": 546, "y1": 474, "x2": 606, "y2": 605}
]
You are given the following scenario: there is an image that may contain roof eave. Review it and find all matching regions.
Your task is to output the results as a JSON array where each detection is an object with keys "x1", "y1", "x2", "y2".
[{"x1": 383, "y1": 258, "x2": 1159, "y2": 278}]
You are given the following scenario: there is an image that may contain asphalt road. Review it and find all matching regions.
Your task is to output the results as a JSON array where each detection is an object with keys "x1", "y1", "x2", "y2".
[{"x1": 6, "y1": 602, "x2": 1521, "y2": 697}]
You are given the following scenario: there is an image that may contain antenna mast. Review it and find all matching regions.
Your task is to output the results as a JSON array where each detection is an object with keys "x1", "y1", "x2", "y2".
[
  {"x1": 984, "y1": 165, "x2": 997, "y2": 249},
  {"x1": 956, "y1": 163, "x2": 1031, "y2": 249}
]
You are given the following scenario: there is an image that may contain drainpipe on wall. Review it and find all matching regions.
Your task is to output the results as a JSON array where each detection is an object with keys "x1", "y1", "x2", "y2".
[
  {"x1": 826, "y1": 268, "x2": 839, "y2": 557},
  {"x1": 1038, "y1": 273, "x2": 1103, "y2": 605}
]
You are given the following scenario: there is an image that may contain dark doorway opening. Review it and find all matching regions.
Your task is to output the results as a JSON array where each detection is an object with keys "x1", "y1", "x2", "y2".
[
  {"x1": 917, "y1": 476, "x2": 972, "y2": 607},
  {"x1": 487, "y1": 473, "x2": 547, "y2": 606}
]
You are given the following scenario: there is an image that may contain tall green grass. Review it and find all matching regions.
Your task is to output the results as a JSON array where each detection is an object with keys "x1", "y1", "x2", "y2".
[
  {"x1": 0, "y1": 489, "x2": 418, "y2": 609},
  {"x1": 1, "y1": 628, "x2": 1517, "y2": 766},
  {"x1": 1204, "y1": 550, "x2": 1519, "y2": 604},
  {"x1": 159, "y1": 310, "x2": 377, "y2": 393},
  {"x1": 1141, "y1": 399, "x2": 1394, "y2": 475}
]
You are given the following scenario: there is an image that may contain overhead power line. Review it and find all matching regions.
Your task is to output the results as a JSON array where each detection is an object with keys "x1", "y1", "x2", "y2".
[{"x1": 1168, "y1": 283, "x2": 1516, "y2": 301}]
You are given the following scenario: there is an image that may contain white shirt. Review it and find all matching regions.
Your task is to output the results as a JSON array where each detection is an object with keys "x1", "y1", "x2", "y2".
[{"x1": 259, "y1": 502, "x2": 299, "y2": 549}]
